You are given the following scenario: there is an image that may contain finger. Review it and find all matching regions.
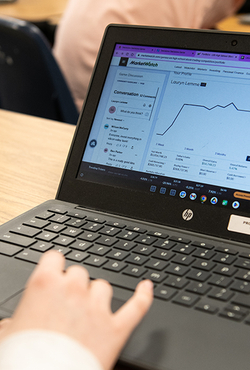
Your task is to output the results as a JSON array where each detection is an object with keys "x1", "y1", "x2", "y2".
[
  {"x1": 0, "y1": 318, "x2": 11, "y2": 331},
  {"x1": 113, "y1": 279, "x2": 153, "y2": 337},
  {"x1": 36, "y1": 250, "x2": 65, "y2": 273},
  {"x1": 90, "y1": 279, "x2": 113, "y2": 308},
  {"x1": 65, "y1": 264, "x2": 90, "y2": 288},
  {"x1": 26, "y1": 251, "x2": 65, "y2": 288}
]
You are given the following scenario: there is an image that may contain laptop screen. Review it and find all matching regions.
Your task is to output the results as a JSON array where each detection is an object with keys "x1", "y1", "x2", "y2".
[{"x1": 77, "y1": 43, "x2": 250, "y2": 214}]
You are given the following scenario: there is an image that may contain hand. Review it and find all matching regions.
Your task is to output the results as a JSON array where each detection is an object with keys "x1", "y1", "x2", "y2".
[{"x1": 0, "y1": 251, "x2": 153, "y2": 370}]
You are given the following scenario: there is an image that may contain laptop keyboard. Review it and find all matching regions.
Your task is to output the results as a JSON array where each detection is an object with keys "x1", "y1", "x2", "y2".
[{"x1": 1, "y1": 205, "x2": 250, "y2": 324}]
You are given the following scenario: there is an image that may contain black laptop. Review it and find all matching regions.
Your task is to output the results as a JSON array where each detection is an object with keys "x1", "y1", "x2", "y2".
[{"x1": 1, "y1": 25, "x2": 250, "y2": 370}]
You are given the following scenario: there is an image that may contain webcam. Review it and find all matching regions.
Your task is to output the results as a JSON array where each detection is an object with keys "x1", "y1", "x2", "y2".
[{"x1": 231, "y1": 40, "x2": 238, "y2": 46}]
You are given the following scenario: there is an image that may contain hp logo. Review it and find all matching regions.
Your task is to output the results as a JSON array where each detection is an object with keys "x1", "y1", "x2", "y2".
[{"x1": 182, "y1": 209, "x2": 194, "y2": 221}]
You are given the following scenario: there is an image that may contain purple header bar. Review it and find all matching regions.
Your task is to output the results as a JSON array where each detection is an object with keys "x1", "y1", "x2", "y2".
[{"x1": 114, "y1": 44, "x2": 250, "y2": 63}]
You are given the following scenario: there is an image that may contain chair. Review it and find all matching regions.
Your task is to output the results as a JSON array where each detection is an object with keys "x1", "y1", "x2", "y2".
[{"x1": 0, "y1": 17, "x2": 78, "y2": 125}]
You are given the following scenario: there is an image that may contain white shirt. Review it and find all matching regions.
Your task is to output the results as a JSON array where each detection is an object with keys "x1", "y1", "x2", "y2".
[{"x1": 0, "y1": 330, "x2": 103, "y2": 370}]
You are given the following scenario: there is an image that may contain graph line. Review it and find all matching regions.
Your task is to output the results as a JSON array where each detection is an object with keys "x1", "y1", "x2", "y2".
[{"x1": 156, "y1": 102, "x2": 250, "y2": 136}]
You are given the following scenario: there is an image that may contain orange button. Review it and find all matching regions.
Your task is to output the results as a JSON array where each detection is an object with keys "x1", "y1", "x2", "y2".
[{"x1": 234, "y1": 192, "x2": 250, "y2": 200}]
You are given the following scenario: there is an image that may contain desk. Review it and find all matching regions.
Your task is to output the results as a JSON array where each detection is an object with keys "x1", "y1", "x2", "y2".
[
  {"x1": 0, "y1": 109, "x2": 75, "y2": 225},
  {"x1": 0, "y1": 0, "x2": 68, "y2": 24},
  {"x1": 216, "y1": 15, "x2": 250, "y2": 33}
]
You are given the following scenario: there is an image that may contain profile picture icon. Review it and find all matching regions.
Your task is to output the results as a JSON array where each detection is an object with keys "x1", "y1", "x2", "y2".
[{"x1": 109, "y1": 106, "x2": 116, "y2": 114}]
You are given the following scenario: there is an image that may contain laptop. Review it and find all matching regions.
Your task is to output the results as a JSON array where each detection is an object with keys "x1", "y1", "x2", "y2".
[{"x1": 1, "y1": 24, "x2": 250, "y2": 370}]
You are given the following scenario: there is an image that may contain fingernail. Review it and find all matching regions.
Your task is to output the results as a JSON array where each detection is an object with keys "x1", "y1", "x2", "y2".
[{"x1": 141, "y1": 279, "x2": 154, "y2": 291}]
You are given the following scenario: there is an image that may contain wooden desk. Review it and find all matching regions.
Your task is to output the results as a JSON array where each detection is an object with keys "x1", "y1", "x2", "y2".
[
  {"x1": 216, "y1": 15, "x2": 250, "y2": 33},
  {"x1": 0, "y1": 109, "x2": 75, "y2": 225},
  {"x1": 0, "y1": 0, "x2": 68, "y2": 24}
]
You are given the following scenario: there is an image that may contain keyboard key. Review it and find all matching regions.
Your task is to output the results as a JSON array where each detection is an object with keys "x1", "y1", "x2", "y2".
[
  {"x1": 103, "y1": 260, "x2": 127, "y2": 272},
  {"x1": 232, "y1": 293, "x2": 250, "y2": 309},
  {"x1": 127, "y1": 226, "x2": 147, "y2": 234},
  {"x1": 83, "y1": 222, "x2": 103, "y2": 232},
  {"x1": 153, "y1": 250, "x2": 175, "y2": 261},
  {"x1": 208, "y1": 275, "x2": 233, "y2": 288},
  {"x1": 231, "y1": 280, "x2": 250, "y2": 293},
  {"x1": 192, "y1": 241, "x2": 214, "y2": 250},
  {"x1": 30, "y1": 241, "x2": 53, "y2": 252},
  {"x1": 106, "y1": 250, "x2": 129, "y2": 261},
  {"x1": 67, "y1": 211, "x2": 86, "y2": 219},
  {"x1": 53, "y1": 235, "x2": 75, "y2": 247},
  {"x1": 192, "y1": 260, "x2": 216, "y2": 271},
  {"x1": 48, "y1": 207, "x2": 67, "y2": 214},
  {"x1": 192, "y1": 248, "x2": 216, "y2": 260},
  {"x1": 144, "y1": 271, "x2": 167, "y2": 283},
  {"x1": 213, "y1": 253, "x2": 236, "y2": 265},
  {"x1": 66, "y1": 218, "x2": 86, "y2": 228},
  {"x1": 49, "y1": 215, "x2": 70, "y2": 224},
  {"x1": 99, "y1": 226, "x2": 120, "y2": 236},
  {"x1": 208, "y1": 287, "x2": 234, "y2": 302},
  {"x1": 78, "y1": 231, "x2": 100, "y2": 242},
  {"x1": 164, "y1": 276, "x2": 189, "y2": 289},
  {"x1": 147, "y1": 230, "x2": 169, "y2": 239},
  {"x1": 36, "y1": 211, "x2": 54, "y2": 220},
  {"x1": 45, "y1": 223, "x2": 66, "y2": 233},
  {"x1": 36, "y1": 231, "x2": 57, "y2": 242},
  {"x1": 235, "y1": 259, "x2": 250, "y2": 270},
  {"x1": 61, "y1": 227, "x2": 83, "y2": 238},
  {"x1": 173, "y1": 292, "x2": 200, "y2": 307},
  {"x1": 239, "y1": 252, "x2": 250, "y2": 259},
  {"x1": 134, "y1": 245, "x2": 155, "y2": 256},
  {"x1": 213, "y1": 265, "x2": 237, "y2": 277},
  {"x1": 24, "y1": 218, "x2": 50, "y2": 229},
  {"x1": 96, "y1": 235, "x2": 117, "y2": 246},
  {"x1": 88, "y1": 245, "x2": 110, "y2": 256},
  {"x1": 166, "y1": 263, "x2": 190, "y2": 277},
  {"x1": 172, "y1": 244, "x2": 195, "y2": 255},
  {"x1": 172, "y1": 255, "x2": 195, "y2": 266},
  {"x1": 169, "y1": 236, "x2": 191, "y2": 244},
  {"x1": 154, "y1": 286, "x2": 176, "y2": 300},
  {"x1": 219, "y1": 310, "x2": 243, "y2": 322},
  {"x1": 0, "y1": 233, "x2": 35, "y2": 247},
  {"x1": 118, "y1": 230, "x2": 138, "y2": 241},
  {"x1": 235, "y1": 270, "x2": 250, "y2": 281},
  {"x1": 70, "y1": 240, "x2": 93, "y2": 252},
  {"x1": 145, "y1": 259, "x2": 168, "y2": 271},
  {"x1": 85, "y1": 216, "x2": 106, "y2": 224},
  {"x1": 15, "y1": 250, "x2": 42, "y2": 264},
  {"x1": 186, "y1": 282, "x2": 211, "y2": 295},
  {"x1": 123, "y1": 266, "x2": 147, "y2": 278},
  {"x1": 153, "y1": 239, "x2": 176, "y2": 250},
  {"x1": 66, "y1": 251, "x2": 89, "y2": 262},
  {"x1": 51, "y1": 246, "x2": 71, "y2": 256},
  {"x1": 0, "y1": 242, "x2": 23, "y2": 256},
  {"x1": 84, "y1": 256, "x2": 107, "y2": 267},
  {"x1": 215, "y1": 247, "x2": 238, "y2": 255},
  {"x1": 105, "y1": 221, "x2": 126, "y2": 229},
  {"x1": 126, "y1": 254, "x2": 149, "y2": 266},
  {"x1": 186, "y1": 270, "x2": 211, "y2": 282},
  {"x1": 11, "y1": 225, "x2": 40, "y2": 238},
  {"x1": 114, "y1": 240, "x2": 136, "y2": 251},
  {"x1": 195, "y1": 302, "x2": 218, "y2": 314}
]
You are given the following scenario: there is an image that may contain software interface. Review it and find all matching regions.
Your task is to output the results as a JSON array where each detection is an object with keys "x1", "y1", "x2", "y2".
[{"x1": 78, "y1": 43, "x2": 250, "y2": 210}]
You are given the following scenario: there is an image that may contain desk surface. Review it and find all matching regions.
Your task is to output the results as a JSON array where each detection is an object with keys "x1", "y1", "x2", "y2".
[
  {"x1": 0, "y1": 0, "x2": 68, "y2": 23},
  {"x1": 0, "y1": 109, "x2": 75, "y2": 225}
]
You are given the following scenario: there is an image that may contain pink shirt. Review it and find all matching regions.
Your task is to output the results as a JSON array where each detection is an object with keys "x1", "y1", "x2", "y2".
[{"x1": 53, "y1": 0, "x2": 244, "y2": 112}]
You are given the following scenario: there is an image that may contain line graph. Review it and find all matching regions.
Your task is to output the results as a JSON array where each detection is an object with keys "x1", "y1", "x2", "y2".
[{"x1": 156, "y1": 102, "x2": 250, "y2": 136}]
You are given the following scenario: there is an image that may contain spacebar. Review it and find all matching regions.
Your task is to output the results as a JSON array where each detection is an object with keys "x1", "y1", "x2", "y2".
[{"x1": 84, "y1": 265, "x2": 138, "y2": 291}]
